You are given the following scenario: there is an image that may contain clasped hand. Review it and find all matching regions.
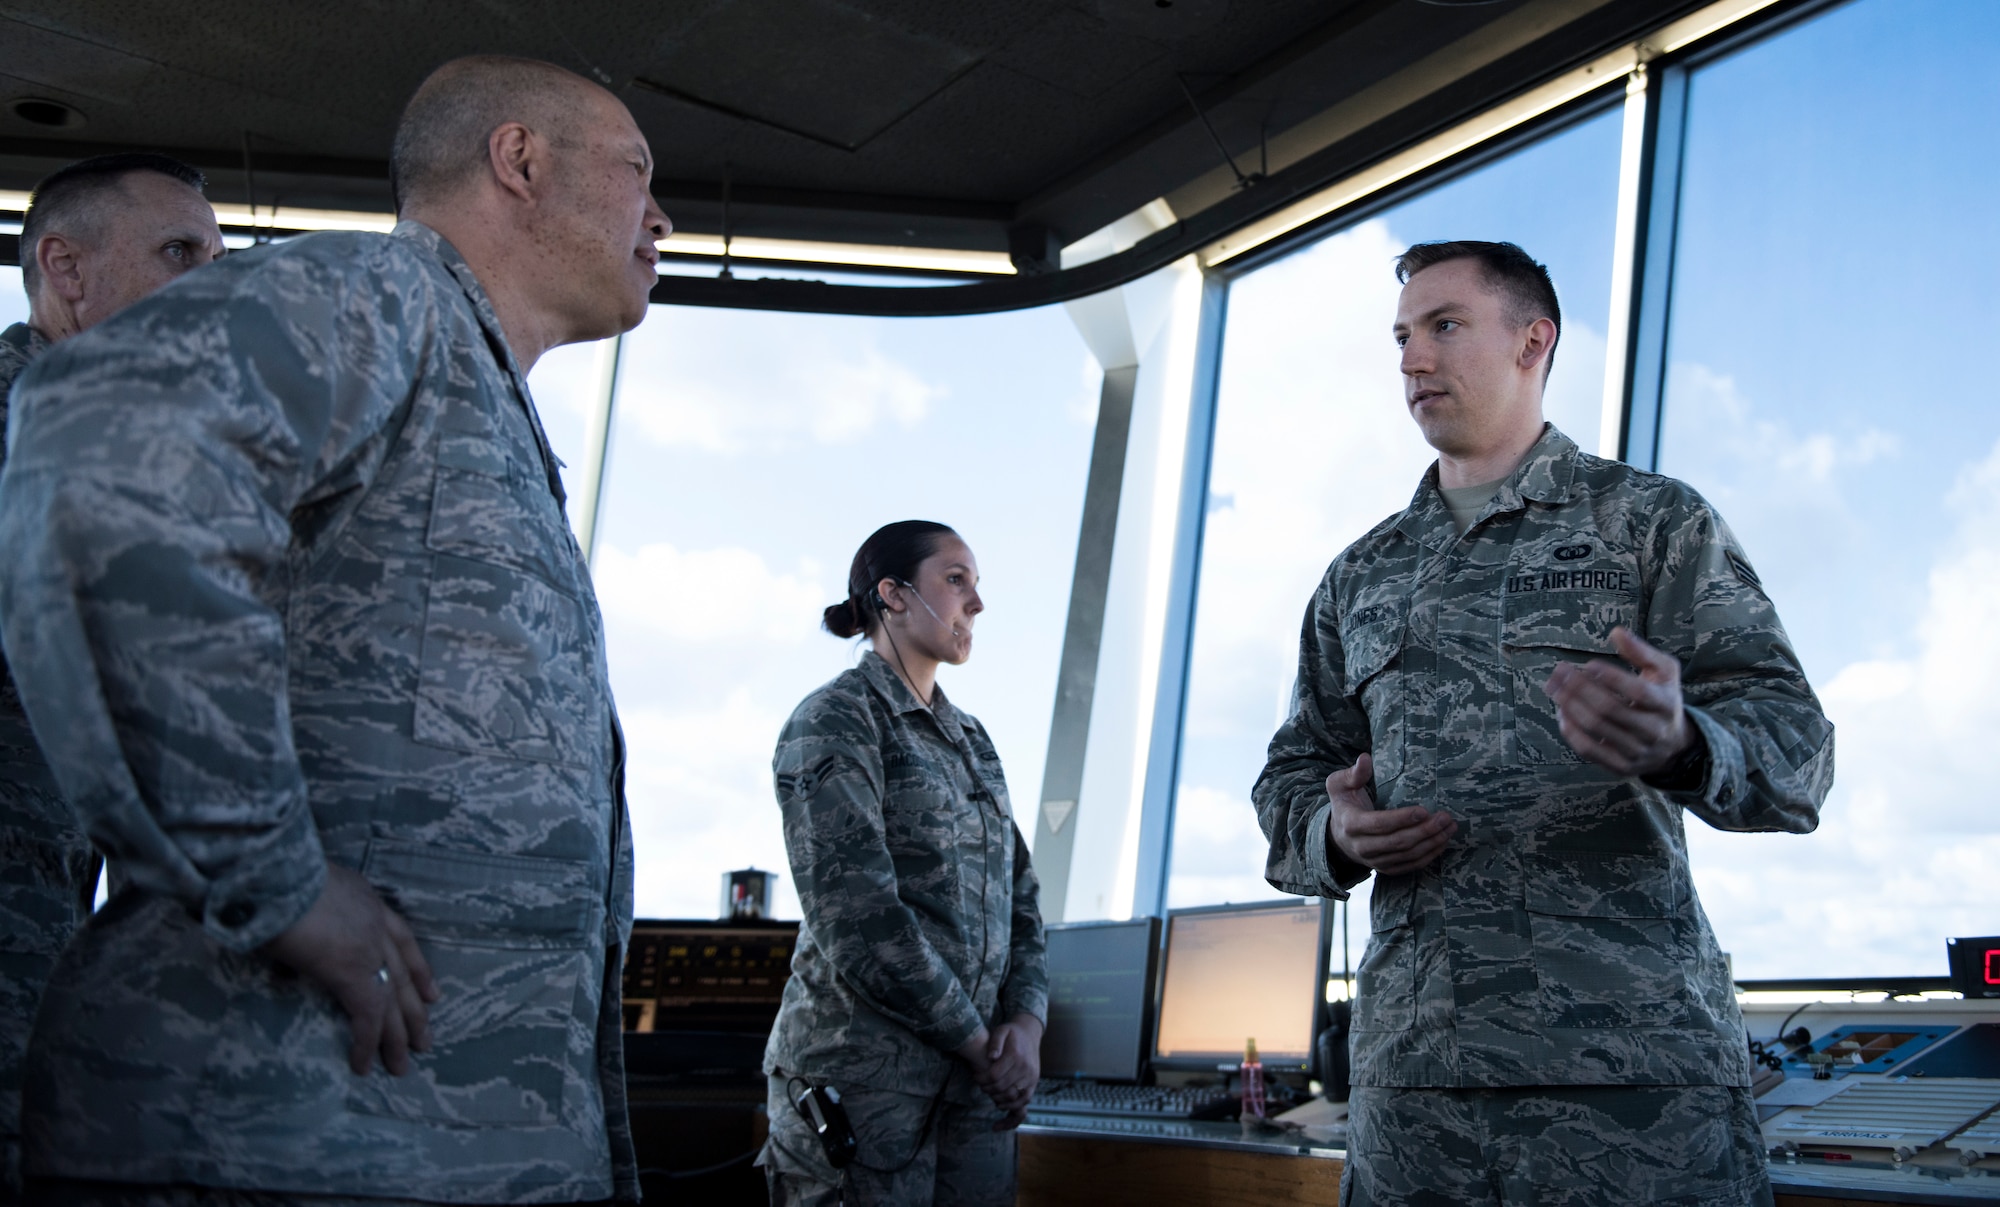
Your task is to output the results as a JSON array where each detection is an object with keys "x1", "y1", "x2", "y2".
[
  {"x1": 1327, "y1": 627, "x2": 1691, "y2": 876},
  {"x1": 956, "y1": 1015, "x2": 1043, "y2": 1131}
]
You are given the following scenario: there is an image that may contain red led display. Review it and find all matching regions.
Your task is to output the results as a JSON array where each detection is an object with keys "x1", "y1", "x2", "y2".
[{"x1": 1948, "y1": 936, "x2": 2000, "y2": 999}]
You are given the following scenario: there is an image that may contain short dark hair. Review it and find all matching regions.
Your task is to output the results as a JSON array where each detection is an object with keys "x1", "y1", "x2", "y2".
[
  {"x1": 1395, "y1": 240, "x2": 1561, "y2": 374},
  {"x1": 390, "y1": 56, "x2": 591, "y2": 213},
  {"x1": 20, "y1": 152, "x2": 207, "y2": 295},
  {"x1": 824, "y1": 520, "x2": 960, "y2": 639}
]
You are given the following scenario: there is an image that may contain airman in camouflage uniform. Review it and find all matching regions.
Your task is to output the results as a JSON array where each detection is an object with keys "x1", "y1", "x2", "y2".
[
  {"x1": 0, "y1": 198, "x2": 650, "y2": 1201},
  {"x1": 762, "y1": 650, "x2": 1046, "y2": 1206},
  {"x1": 1254, "y1": 243, "x2": 1833, "y2": 1205},
  {"x1": 0, "y1": 152, "x2": 222, "y2": 1197}
]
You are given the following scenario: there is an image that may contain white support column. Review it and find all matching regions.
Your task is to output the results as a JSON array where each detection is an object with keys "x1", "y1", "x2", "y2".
[
  {"x1": 1598, "y1": 63, "x2": 1651, "y2": 461},
  {"x1": 1032, "y1": 196, "x2": 1209, "y2": 921},
  {"x1": 1064, "y1": 259, "x2": 1205, "y2": 922},
  {"x1": 572, "y1": 333, "x2": 625, "y2": 566}
]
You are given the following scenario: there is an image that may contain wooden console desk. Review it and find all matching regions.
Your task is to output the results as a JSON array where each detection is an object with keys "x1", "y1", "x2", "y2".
[
  {"x1": 1016, "y1": 1118, "x2": 2000, "y2": 1207},
  {"x1": 1018, "y1": 1118, "x2": 1343, "y2": 1206}
]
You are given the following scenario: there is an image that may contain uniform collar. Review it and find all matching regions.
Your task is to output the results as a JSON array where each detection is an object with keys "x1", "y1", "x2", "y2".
[
  {"x1": 1397, "y1": 423, "x2": 1580, "y2": 547},
  {"x1": 391, "y1": 219, "x2": 569, "y2": 508},
  {"x1": 392, "y1": 221, "x2": 525, "y2": 380},
  {"x1": 857, "y1": 650, "x2": 965, "y2": 740}
]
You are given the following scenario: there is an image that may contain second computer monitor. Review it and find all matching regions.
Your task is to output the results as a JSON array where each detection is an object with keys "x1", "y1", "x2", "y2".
[
  {"x1": 1041, "y1": 916, "x2": 1161, "y2": 1082},
  {"x1": 1152, "y1": 899, "x2": 1327, "y2": 1074}
]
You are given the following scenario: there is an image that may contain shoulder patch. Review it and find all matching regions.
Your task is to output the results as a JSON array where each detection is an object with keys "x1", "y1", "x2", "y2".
[{"x1": 1725, "y1": 549, "x2": 1763, "y2": 590}]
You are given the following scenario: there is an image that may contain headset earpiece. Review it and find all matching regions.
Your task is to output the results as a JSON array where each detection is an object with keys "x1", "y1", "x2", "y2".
[{"x1": 868, "y1": 589, "x2": 888, "y2": 612}]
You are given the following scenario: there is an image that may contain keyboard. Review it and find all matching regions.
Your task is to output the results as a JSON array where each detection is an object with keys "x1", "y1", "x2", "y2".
[{"x1": 1029, "y1": 1079, "x2": 1235, "y2": 1119}]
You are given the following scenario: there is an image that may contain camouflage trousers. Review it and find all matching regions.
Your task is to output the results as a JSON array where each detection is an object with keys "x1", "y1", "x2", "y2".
[
  {"x1": 1342, "y1": 1085, "x2": 1773, "y2": 1206},
  {"x1": 759, "y1": 1072, "x2": 1016, "y2": 1207},
  {"x1": 24, "y1": 1179, "x2": 620, "y2": 1205}
]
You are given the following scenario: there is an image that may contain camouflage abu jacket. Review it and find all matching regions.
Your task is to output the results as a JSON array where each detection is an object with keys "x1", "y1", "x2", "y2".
[
  {"x1": 0, "y1": 318, "x2": 94, "y2": 1197},
  {"x1": 0, "y1": 224, "x2": 636, "y2": 1202},
  {"x1": 766, "y1": 652, "x2": 1047, "y2": 1101},
  {"x1": 1253, "y1": 425, "x2": 1833, "y2": 1090}
]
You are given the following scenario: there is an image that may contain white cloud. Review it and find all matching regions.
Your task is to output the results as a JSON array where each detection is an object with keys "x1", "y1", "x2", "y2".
[
  {"x1": 1686, "y1": 429, "x2": 2000, "y2": 977},
  {"x1": 614, "y1": 309, "x2": 942, "y2": 453},
  {"x1": 619, "y1": 689, "x2": 802, "y2": 920},
  {"x1": 1668, "y1": 363, "x2": 1901, "y2": 494},
  {"x1": 1819, "y1": 659, "x2": 1915, "y2": 706},
  {"x1": 590, "y1": 541, "x2": 850, "y2": 921},
  {"x1": 592, "y1": 541, "x2": 829, "y2": 644},
  {"x1": 525, "y1": 338, "x2": 610, "y2": 425},
  {"x1": 1166, "y1": 784, "x2": 1296, "y2": 907}
]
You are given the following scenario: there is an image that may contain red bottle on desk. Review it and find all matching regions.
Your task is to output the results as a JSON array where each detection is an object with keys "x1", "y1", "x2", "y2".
[{"x1": 1241, "y1": 1037, "x2": 1266, "y2": 1119}]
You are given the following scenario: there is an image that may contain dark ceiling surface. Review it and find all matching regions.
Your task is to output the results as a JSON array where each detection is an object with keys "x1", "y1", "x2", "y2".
[{"x1": 0, "y1": 0, "x2": 1718, "y2": 309}]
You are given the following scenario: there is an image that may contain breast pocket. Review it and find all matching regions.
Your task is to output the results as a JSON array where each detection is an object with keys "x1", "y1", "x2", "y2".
[
  {"x1": 879, "y1": 753, "x2": 961, "y2": 909},
  {"x1": 347, "y1": 843, "x2": 601, "y2": 1127},
  {"x1": 1352, "y1": 876, "x2": 1415, "y2": 1033},
  {"x1": 1501, "y1": 545, "x2": 1640, "y2": 767},
  {"x1": 1526, "y1": 853, "x2": 1690, "y2": 1029},
  {"x1": 415, "y1": 431, "x2": 602, "y2": 767},
  {"x1": 1340, "y1": 617, "x2": 1407, "y2": 785}
]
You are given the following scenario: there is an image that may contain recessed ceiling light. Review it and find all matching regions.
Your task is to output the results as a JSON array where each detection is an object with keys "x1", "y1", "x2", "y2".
[{"x1": 9, "y1": 98, "x2": 86, "y2": 129}]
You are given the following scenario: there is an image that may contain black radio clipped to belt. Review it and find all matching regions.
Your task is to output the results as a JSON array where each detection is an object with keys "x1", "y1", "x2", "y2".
[{"x1": 793, "y1": 1081, "x2": 860, "y2": 1169}]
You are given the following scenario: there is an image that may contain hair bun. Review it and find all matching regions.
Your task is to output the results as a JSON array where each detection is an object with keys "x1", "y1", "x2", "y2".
[{"x1": 822, "y1": 598, "x2": 864, "y2": 639}]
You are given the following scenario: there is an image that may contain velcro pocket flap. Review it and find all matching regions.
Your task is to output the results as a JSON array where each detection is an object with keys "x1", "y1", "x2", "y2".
[
  {"x1": 1368, "y1": 875, "x2": 1416, "y2": 933},
  {"x1": 1524, "y1": 853, "x2": 1679, "y2": 919},
  {"x1": 363, "y1": 842, "x2": 598, "y2": 949},
  {"x1": 1341, "y1": 621, "x2": 1403, "y2": 697},
  {"x1": 436, "y1": 422, "x2": 515, "y2": 480},
  {"x1": 1502, "y1": 615, "x2": 1623, "y2": 657}
]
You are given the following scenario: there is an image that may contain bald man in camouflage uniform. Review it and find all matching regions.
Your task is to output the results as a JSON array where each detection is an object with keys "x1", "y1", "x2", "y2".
[
  {"x1": 762, "y1": 649, "x2": 1047, "y2": 1206},
  {"x1": 0, "y1": 58, "x2": 668, "y2": 1205},
  {"x1": 0, "y1": 152, "x2": 222, "y2": 1197},
  {"x1": 1253, "y1": 241, "x2": 1832, "y2": 1206}
]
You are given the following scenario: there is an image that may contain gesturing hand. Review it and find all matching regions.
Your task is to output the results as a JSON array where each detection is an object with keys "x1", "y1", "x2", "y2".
[
  {"x1": 981, "y1": 1015, "x2": 1043, "y2": 1130},
  {"x1": 262, "y1": 862, "x2": 440, "y2": 1076},
  {"x1": 1326, "y1": 753, "x2": 1456, "y2": 876},
  {"x1": 1541, "y1": 626, "x2": 1692, "y2": 777}
]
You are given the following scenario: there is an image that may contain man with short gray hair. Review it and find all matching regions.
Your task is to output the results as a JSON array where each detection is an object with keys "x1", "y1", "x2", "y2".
[
  {"x1": 2, "y1": 56, "x2": 668, "y2": 1205},
  {"x1": 0, "y1": 150, "x2": 221, "y2": 1198}
]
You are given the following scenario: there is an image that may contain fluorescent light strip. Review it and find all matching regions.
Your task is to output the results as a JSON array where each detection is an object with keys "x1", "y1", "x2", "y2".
[
  {"x1": 1200, "y1": 0, "x2": 1784, "y2": 267},
  {"x1": 207, "y1": 203, "x2": 396, "y2": 233},
  {"x1": 2, "y1": 188, "x2": 1012, "y2": 276},
  {"x1": 0, "y1": 190, "x2": 397, "y2": 234},
  {"x1": 657, "y1": 232, "x2": 1014, "y2": 277}
]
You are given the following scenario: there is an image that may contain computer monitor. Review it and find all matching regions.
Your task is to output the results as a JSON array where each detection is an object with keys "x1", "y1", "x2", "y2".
[
  {"x1": 1041, "y1": 916, "x2": 1161, "y2": 1082},
  {"x1": 1151, "y1": 899, "x2": 1328, "y2": 1074}
]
